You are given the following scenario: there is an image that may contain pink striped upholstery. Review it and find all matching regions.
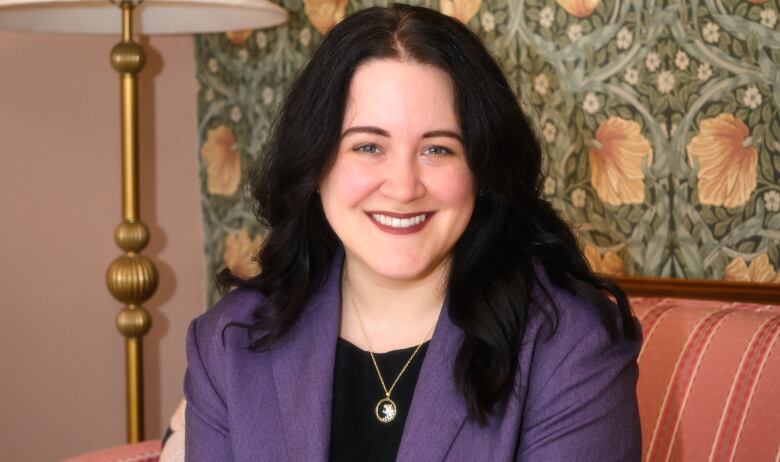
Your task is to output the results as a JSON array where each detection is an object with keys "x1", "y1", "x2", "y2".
[
  {"x1": 632, "y1": 298, "x2": 780, "y2": 462},
  {"x1": 62, "y1": 440, "x2": 160, "y2": 462}
]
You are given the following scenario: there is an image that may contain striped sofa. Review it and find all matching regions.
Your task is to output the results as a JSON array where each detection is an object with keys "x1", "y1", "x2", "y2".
[
  {"x1": 66, "y1": 297, "x2": 780, "y2": 462},
  {"x1": 632, "y1": 297, "x2": 780, "y2": 462}
]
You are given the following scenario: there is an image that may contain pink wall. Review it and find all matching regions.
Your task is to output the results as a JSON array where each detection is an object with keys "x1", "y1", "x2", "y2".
[{"x1": 0, "y1": 31, "x2": 205, "y2": 461}]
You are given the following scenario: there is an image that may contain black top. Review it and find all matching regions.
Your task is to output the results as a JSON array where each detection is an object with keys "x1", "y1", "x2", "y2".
[{"x1": 329, "y1": 337, "x2": 430, "y2": 462}]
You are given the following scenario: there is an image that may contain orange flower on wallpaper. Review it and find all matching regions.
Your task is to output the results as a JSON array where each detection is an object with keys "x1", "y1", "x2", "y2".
[
  {"x1": 224, "y1": 228, "x2": 263, "y2": 279},
  {"x1": 556, "y1": 0, "x2": 599, "y2": 18},
  {"x1": 304, "y1": 0, "x2": 348, "y2": 34},
  {"x1": 584, "y1": 245, "x2": 625, "y2": 276},
  {"x1": 724, "y1": 253, "x2": 780, "y2": 283},
  {"x1": 440, "y1": 0, "x2": 482, "y2": 24},
  {"x1": 201, "y1": 125, "x2": 241, "y2": 196},
  {"x1": 588, "y1": 116, "x2": 653, "y2": 206},
  {"x1": 687, "y1": 113, "x2": 757, "y2": 208},
  {"x1": 226, "y1": 29, "x2": 252, "y2": 45}
]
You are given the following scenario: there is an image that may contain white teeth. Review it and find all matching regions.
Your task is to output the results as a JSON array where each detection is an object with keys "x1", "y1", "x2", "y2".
[{"x1": 371, "y1": 213, "x2": 428, "y2": 228}]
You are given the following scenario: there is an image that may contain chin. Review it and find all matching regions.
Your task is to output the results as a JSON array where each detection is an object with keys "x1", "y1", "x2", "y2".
[{"x1": 365, "y1": 253, "x2": 441, "y2": 282}]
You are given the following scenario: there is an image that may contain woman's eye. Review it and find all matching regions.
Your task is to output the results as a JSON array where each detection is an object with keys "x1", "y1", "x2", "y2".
[
  {"x1": 423, "y1": 145, "x2": 453, "y2": 156},
  {"x1": 353, "y1": 144, "x2": 453, "y2": 155},
  {"x1": 355, "y1": 143, "x2": 381, "y2": 154}
]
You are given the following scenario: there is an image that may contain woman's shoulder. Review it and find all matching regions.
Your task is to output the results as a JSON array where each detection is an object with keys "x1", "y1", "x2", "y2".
[
  {"x1": 188, "y1": 287, "x2": 266, "y2": 352},
  {"x1": 517, "y1": 267, "x2": 642, "y2": 459},
  {"x1": 197, "y1": 287, "x2": 264, "y2": 327},
  {"x1": 524, "y1": 261, "x2": 639, "y2": 352}
]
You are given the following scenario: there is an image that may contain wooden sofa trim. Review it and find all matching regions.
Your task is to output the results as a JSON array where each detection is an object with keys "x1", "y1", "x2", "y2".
[{"x1": 615, "y1": 276, "x2": 780, "y2": 304}]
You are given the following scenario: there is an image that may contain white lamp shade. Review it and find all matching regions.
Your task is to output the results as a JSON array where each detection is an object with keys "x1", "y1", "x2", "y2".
[{"x1": 0, "y1": 0, "x2": 288, "y2": 34}]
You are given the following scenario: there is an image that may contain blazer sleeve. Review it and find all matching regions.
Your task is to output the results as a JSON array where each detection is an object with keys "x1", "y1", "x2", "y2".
[
  {"x1": 516, "y1": 300, "x2": 642, "y2": 462},
  {"x1": 184, "y1": 315, "x2": 234, "y2": 461}
]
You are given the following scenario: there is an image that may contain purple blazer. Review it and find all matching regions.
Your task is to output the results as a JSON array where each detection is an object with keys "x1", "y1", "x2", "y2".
[{"x1": 184, "y1": 251, "x2": 641, "y2": 461}]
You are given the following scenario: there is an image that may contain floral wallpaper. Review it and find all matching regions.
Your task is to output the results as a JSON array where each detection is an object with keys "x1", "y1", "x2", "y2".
[{"x1": 195, "y1": 0, "x2": 780, "y2": 308}]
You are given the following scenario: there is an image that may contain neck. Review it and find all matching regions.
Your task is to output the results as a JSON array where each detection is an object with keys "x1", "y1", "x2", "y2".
[{"x1": 340, "y1": 253, "x2": 448, "y2": 352}]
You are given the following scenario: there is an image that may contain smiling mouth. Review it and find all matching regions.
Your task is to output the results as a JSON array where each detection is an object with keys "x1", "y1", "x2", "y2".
[
  {"x1": 371, "y1": 213, "x2": 426, "y2": 228},
  {"x1": 366, "y1": 211, "x2": 433, "y2": 230}
]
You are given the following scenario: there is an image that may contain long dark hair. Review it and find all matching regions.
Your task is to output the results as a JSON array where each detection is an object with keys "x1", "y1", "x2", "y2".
[{"x1": 220, "y1": 3, "x2": 639, "y2": 424}]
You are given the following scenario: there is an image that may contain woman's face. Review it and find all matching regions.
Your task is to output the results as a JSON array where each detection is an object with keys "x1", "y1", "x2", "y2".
[{"x1": 319, "y1": 59, "x2": 476, "y2": 282}]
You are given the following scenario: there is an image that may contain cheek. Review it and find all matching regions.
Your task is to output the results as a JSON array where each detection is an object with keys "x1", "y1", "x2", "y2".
[
  {"x1": 321, "y1": 158, "x2": 378, "y2": 209},
  {"x1": 427, "y1": 165, "x2": 476, "y2": 210}
]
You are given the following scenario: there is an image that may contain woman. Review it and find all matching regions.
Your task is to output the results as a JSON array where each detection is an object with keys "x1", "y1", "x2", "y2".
[{"x1": 184, "y1": 4, "x2": 642, "y2": 461}]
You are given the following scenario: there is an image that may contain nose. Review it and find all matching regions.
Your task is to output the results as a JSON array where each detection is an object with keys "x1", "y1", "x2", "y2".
[{"x1": 379, "y1": 150, "x2": 425, "y2": 203}]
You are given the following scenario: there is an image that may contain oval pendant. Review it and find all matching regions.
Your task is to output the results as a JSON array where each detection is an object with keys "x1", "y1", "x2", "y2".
[{"x1": 375, "y1": 397, "x2": 397, "y2": 423}]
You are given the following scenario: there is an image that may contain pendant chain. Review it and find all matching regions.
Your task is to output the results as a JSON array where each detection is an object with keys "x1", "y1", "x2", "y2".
[{"x1": 342, "y1": 266, "x2": 433, "y2": 399}]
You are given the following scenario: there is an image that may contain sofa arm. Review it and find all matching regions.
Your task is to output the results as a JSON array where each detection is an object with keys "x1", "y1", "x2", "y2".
[{"x1": 62, "y1": 440, "x2": 161, "y2": 462}]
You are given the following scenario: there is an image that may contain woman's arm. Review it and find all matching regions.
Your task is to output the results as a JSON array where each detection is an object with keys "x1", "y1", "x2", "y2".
[
  {"x1": 517, "y1": 304, "x2": 642, "y2": 461},
  {"x1": 184, "y1": 316, "x2": 233, "y2": 461}
]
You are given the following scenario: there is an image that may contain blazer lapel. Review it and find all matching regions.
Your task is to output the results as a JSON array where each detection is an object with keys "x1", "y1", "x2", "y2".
[
  {"x1": 270, "y1": 251, "x2": 343, "y2": 461},
  {"x1": 396, "y1": 296, "x2": 469, "y2": 462},
  {"x1": 269, "y1": 249, "x2": 468, "y2": 461}
]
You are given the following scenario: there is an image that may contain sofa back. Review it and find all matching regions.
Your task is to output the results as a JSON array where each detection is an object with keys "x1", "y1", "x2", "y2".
[{"x1": 632, "y1": 298, "x2": 780, "y2": 462}]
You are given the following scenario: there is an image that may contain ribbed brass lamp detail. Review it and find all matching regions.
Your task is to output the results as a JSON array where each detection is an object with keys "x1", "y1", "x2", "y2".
[
  {"x1": 107, "y1": 252, "x2": 158, "y2": 304},
  {"x1": 108, "y1": 220, "x2": 157, "y2": 306},
  {"x1": 114, "y1": 220, "x2": 150, "y2": 251}
]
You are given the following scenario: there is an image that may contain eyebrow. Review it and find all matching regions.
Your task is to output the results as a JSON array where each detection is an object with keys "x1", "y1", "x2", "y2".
[{"x1": 340, "y1": 126, "x2": 463, "y2": 143}]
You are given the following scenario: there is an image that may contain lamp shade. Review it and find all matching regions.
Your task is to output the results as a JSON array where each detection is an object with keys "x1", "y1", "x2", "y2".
[{"x1": 0, "y1": 0, "x2": 287, "y2": 34}]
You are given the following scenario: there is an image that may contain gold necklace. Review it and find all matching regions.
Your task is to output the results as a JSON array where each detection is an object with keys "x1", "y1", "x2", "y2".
[{"x1": 342, "y1": 267, "x2": 434, "y2": 424}]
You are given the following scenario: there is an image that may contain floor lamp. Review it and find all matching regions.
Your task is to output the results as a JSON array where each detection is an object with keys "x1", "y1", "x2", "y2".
[{"x1": 0, "y1": 0, "x2": 287, "y2": 443}]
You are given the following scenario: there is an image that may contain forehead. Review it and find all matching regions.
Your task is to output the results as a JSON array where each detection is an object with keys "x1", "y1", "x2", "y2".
[{"x1": 342, "y1": 59, "x2": 459, "y2": 131}]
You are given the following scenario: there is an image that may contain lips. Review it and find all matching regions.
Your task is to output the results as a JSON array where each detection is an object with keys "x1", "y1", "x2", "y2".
[
  {"x1": 365, "y1": 211, "x2": 434, "y2": 233},
  {"x1": 371, "y1": 212, "x2": 426, "y2": 228}
]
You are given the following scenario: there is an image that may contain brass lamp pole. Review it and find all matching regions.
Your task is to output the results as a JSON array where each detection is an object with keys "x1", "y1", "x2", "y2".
[
  {"x1": 105, "y1": 0, "x2": 157, "y2": 442},
  {"x1": 0, "y1": 0, "x2": 287, "y2": 443}
]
